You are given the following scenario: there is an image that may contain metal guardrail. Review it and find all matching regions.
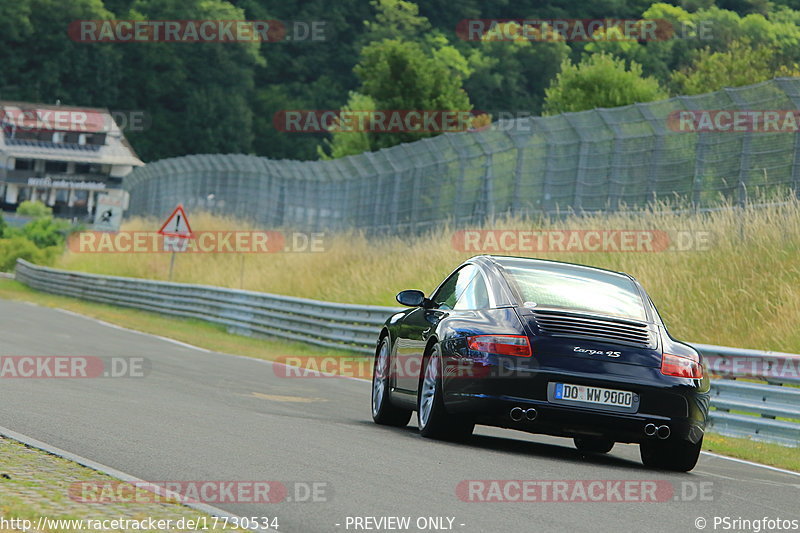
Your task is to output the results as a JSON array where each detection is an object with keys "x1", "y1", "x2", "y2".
[
  {"x1": 697, "y1": 343, "x2": 800, "y2": 447},
  {"x1": 14, "y1": 259, "x2": 395, "y2": 355},
  {"x1": 13, "y1": 259, "x2": 800, "y2": 447}
]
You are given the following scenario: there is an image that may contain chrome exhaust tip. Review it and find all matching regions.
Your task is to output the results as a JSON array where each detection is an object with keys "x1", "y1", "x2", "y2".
[
  {"x1": 524, "y1": 408, "x2": 538, "y2": 421},
  {"x1": 656, "y1": 425, "x2": 671, "y2": 440},
  {"x1": 510, "y1": 407, "x2": 524, "y2": 422},
  {"x1": 644, "y1": 423, "x2": 657, "y2": 436}
]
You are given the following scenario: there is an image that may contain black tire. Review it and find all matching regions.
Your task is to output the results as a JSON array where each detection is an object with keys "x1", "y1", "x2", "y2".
[
  {"x1": 371, "y1": 336, "x2": 412, "y2": 427},
  {"x1": 640, "y1": 437, "x2": 703, "y2": 472},
  {"x1": 573, "y1": 437, "x2": 615, "y2": 454},
  {"x1": 417, "y1": 344, "x2": 474, "y2": 441}
]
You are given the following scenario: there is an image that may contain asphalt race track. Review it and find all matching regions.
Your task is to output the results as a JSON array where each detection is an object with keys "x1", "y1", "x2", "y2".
[{"x1": 1, "y1": 299, "x2": 798, "y2": 533}]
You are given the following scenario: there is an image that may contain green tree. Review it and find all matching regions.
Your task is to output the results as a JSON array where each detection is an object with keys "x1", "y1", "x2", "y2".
[
  {"x1": 21, "y1": 217, "x2": 72, "y2": 248},
  {"x1": 16, "y1": 201, "x2": 52, "y2": 218},
  {"x1": 0, "y1": 237, "x2": 57, "y2": 271},
  {"x1": 320, "y1": 38, "x2": 472, "y2": 157},
  {"x1": 586, "y1": 3, "x2": 800, "y2": 90},
  {"x1": 464, "y1": 21, "x2": 570, "y2": 116},
  {"x1": 543, "y1": 53, "x2": 667, "y2": 115},
  {"x1": 362, "y1": 0, "x2": 431, "y2": 43},
  {"x1": 0, "y1": 0, "x2": 122, "y2": 106},
  {"x1": 317, "y1": 92, "x2": 376, "y2": 159},
  {"x1": 114, "y1": 0, "x2": 262, "y2": 160},
  {"x1": 670, "y1": 39, "x2": 783, "y2": 95},
  {"x1": 0, "y1": 0, "x2": 263, "y2": 162}
]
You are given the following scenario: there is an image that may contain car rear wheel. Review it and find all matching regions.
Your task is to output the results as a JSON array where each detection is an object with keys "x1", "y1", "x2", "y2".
[
  {"x1": 418, "y1": 344, "x2": 474, "y2": 441},
  {"x1": 573, "y1": 437, "x2": 615, "y2": 454},
  {"x1": 640, "y1": 437, "x2": 703, "y2": 472},
  {"x1": 371, "y1": 337, "x2": 412, "y2": 427}
]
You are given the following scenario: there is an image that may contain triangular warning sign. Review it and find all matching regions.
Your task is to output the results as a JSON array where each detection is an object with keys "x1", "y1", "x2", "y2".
[{"x1": 158, "y1": 205, "x2": 192, "y2": 238}]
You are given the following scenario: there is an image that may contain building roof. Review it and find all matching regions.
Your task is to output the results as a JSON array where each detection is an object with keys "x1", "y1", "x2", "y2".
[{"x1": 0, "y1": 101, "x2": 144, "y2": 167}]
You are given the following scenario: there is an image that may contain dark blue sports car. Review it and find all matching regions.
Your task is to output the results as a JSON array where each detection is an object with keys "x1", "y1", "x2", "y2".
[{"x1": 371, "y1": 255, "x2": 710, "y2": 471}]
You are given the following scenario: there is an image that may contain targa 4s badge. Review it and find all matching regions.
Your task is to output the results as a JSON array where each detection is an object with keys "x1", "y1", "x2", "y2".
[{"x1": 573, "y1": 347, "x2": 622, "y2": 358}]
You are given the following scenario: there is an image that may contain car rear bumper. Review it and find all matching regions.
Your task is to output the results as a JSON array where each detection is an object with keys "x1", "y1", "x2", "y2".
[
  {"x1": 440, "y1": 364, "x2": 709, "y2": 444},
  {"x1": 447, "y1": 393, "x2": 706, "y2": 444}
]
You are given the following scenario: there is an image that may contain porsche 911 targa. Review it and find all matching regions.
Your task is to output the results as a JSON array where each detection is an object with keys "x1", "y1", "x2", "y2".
[{"x1": 371, "y1": 255, "x2": 710, "y2": 472}]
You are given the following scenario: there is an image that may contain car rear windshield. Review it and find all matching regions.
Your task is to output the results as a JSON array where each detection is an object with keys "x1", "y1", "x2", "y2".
[{"x1": 500, "y1": 261, "x2": 647, "y2": 321}]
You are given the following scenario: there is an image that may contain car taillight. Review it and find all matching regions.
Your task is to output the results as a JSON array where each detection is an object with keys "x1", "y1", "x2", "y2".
[
  {"x1": 467, "y1": 335, "x2": 532, "y2": 357},
  {"x1": 661, "y1": 353, "x2": 703, "y2": 379}
]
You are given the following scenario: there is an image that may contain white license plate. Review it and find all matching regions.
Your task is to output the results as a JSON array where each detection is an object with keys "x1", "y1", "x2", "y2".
[{"x1": 554, "y1": 383, "x2": 633, "y2": 408}]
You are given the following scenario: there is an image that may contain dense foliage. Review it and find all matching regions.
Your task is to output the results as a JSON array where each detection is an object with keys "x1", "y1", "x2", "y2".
[
  {"x1": 0, "y1": 203, "x2": 76, "y2": 270},
  {"x1": 1, "y1": 0, "x2": 799, "y2": 161}
]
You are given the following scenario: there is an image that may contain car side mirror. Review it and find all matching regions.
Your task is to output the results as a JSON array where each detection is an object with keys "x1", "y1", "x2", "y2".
[{"x1": 396, "y1": 289, "x2": 428, "y2": 307}]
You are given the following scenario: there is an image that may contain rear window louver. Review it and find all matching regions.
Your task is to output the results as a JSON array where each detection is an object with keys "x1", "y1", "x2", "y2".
[{"x1": 532, "y1": 309, "x2": 654, "y2": 349}]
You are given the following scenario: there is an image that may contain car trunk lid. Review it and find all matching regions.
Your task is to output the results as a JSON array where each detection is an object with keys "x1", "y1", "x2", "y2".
[{"x1": 515, "y1": 306, "x2": 662, "y2": 368}]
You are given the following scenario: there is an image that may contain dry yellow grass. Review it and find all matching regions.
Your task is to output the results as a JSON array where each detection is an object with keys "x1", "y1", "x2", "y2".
[{"x1": 57, "y1": 195, "x2": 800, "y2": 353}]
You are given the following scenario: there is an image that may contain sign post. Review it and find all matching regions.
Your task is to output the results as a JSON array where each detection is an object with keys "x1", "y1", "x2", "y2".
[
  {"x1": 93, "y1": 193, "x2": 124, "y2": 232},
  {"x1": 157, "y1": 205, "x2": 192, "y2": 281}
]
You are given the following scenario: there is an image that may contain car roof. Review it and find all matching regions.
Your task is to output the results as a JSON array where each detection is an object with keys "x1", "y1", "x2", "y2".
[{"x1": 468, "y1": 255, "x2": 636, "y2": 281}]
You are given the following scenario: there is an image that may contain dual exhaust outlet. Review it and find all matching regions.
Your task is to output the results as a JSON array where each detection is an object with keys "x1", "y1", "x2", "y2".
[
  {"x1": 509, "y1": 409, "x2": 669, "y2": 440},
  {"x1": 509, "y1": 407, "x2": 537, "y2": 422},
  {"x1": 644, "y1": 423, "x2": 670, "y2": 439}
]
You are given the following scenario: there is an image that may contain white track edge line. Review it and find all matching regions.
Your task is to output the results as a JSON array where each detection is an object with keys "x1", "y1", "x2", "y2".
[
  {"x1": 26, "y1": 302, "x2": 370, "y2": 383},
  {"x1": 700, "y1": 451, "x2": 800, "y2": 477}
]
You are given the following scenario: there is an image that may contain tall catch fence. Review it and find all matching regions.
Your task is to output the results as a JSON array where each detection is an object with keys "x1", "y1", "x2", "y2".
[{"x1": 125, "y1": 78, "x2": 800, "y2": 233}]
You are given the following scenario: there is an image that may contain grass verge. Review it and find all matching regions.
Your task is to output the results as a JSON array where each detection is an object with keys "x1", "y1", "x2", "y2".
[
  {"x1": 0, "y1": 435, "x2": 243, "y2": 532},
  {"x1": 703, "y1": 433, "x2": 800, "y2": 471},
  {"x1": 56, "y1": 197, "x2": 800, "y2": 354}
]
